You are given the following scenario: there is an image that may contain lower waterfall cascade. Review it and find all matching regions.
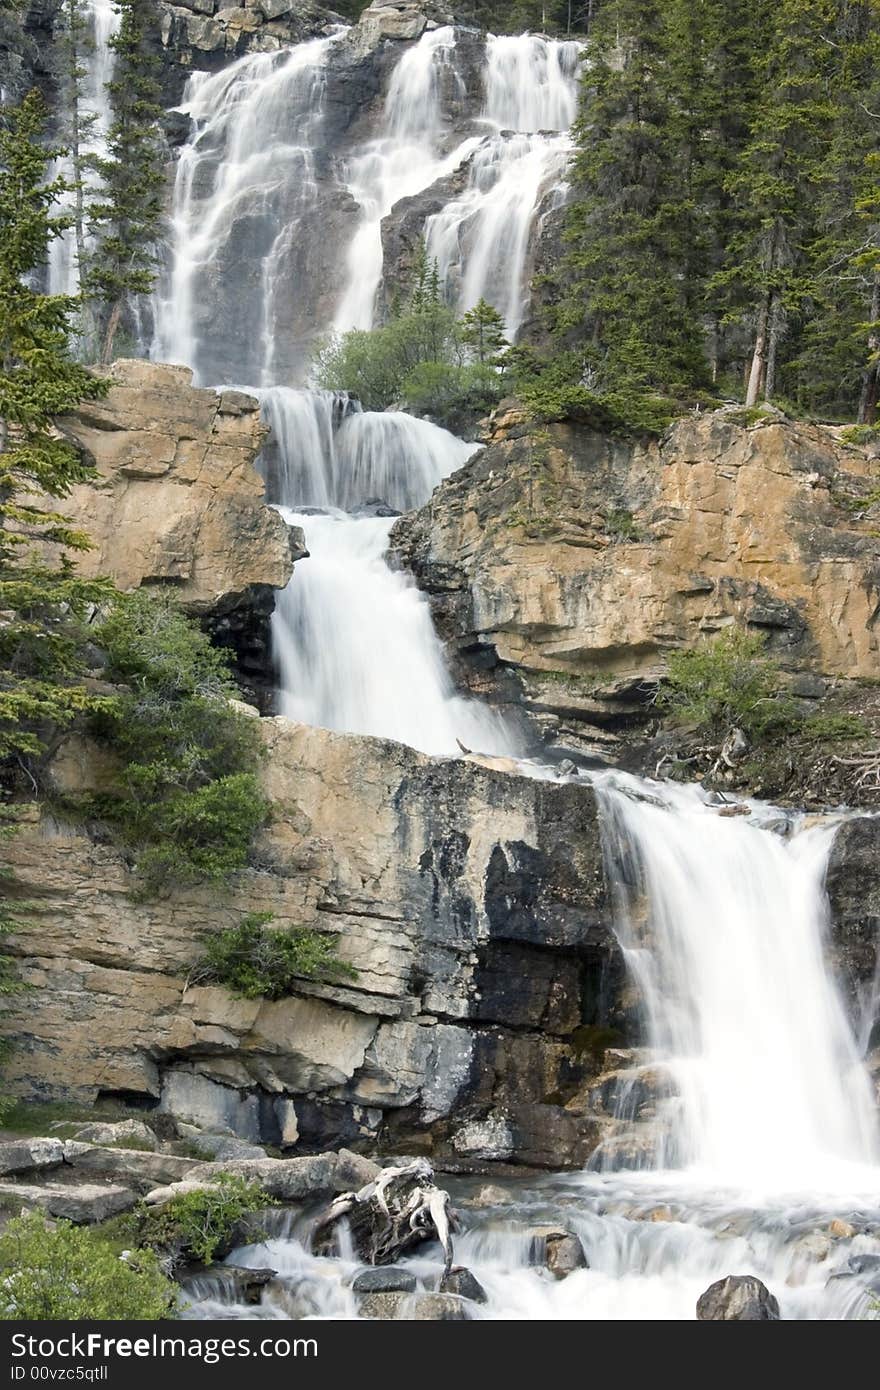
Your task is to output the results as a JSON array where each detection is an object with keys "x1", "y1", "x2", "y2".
[{"x1": 139, "y1": 16, "x2": 880, "y2": 1322}]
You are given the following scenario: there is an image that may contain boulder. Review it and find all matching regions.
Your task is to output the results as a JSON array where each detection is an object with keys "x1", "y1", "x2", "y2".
[
  {"x1": 358, "y1": 1290, "x2": 472, "y2": 1320},
  {"x1": 0, "y1": 1181, "x2": 138, "y2": 1224},
  {"x1": 696, "y1": 1275, "x2": 781, "y2": 1321},
  {"x1": 526, "y1": 1227, "x2": 588, "y2": 1279},
  {"x1": 60, "y1": 1119, "x2": 159, "y2": 1151},
  {"x1": 0, "y1": 1138, "x2": 65, "y2": 1177},
  {"x1": 440, "y1": 1265, "x2": 488, "y2": 1303},
  {"x1": 352, "y1": 1267, "x2": 417, "y2": 1294}
]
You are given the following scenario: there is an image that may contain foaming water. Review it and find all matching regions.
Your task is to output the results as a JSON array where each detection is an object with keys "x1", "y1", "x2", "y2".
[
  {"x1": 425, "y1": 34, "x2": 580, "y2": 335},
  {"x1": 152, "y1": 33, "x2": 343, "y2": 384},
  {"x1": 591, "y1": 774, "x2": 879, "y2": 1188},
  {"x1": 260, "y1": 387, "x2": 518, "y2": 756}
]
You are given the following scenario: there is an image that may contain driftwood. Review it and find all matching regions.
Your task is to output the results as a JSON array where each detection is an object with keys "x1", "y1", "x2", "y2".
[{"x1": 312, "y1": 1158, "x2": 458, "y2": 1271}]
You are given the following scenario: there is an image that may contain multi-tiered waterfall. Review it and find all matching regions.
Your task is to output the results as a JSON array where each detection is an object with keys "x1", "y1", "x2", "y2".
[{"x1": 149, "y1": 19, "x2": 879, "y2": 1321}]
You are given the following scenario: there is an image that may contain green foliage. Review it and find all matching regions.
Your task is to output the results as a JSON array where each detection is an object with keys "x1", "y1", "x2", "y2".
[
  {"x1": 316, "y1": 248, "x2": 507, "y2": 426},
  {"x1": 604, "y1": 507, "x2": 639, "y2": 541},
  {"x1": 83, "y1": 0, "x2": 165, "y2": 364},
  {"x1": 139, "y1": 1174, "x2": 272, "y2": 1267},
  {"x1": 658, "y1": 628, "x2": 796, "y2": 740},
  {"x1": 89, "y1": 591, "x2": 268, "y2": 895},
  {"x1": 195, "y1": 911, "x2": 356, "y2": 1001},
  {"x1": 0, "y1": 1210, "x2": 176, "y2": 1320},
  {"x1": 800, "y1": 712, "x2": 871, "y2": 743},
  {"x1": 840, "y1": 424, "x2": 880, "y2": 446},
  {"x1": 0, "y1": 89, "x2": 112, "y2": 768}
]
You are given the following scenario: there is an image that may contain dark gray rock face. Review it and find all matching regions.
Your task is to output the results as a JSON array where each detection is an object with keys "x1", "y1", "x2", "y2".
[
  {"x1": 696, "y1": 1275, "x2": 781, "y2": 1321},
  {"x1": 826, "y1": 817, "x2": 880, "y2": 1065}
]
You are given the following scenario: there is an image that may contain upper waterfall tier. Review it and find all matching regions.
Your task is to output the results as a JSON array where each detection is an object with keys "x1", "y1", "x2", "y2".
[{"x1": 152, "y1": 26, "x2": 582, "y2": 387}]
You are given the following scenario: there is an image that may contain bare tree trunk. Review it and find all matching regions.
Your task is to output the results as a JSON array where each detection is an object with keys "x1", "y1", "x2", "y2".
[
  {"x1": 101, "y1": 300, "x2": 122, "y2": 365},
  {"x1": 764, "y1": 292, "x2": 780, "y2": 402},
  {"x1": 745, "y1": 296, "x2": 770, "y2": 407},
  {"x1": 857, "y1": 274, "x2": 880, "y2": 425}
]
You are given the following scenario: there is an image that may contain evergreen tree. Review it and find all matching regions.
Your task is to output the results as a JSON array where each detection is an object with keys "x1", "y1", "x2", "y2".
[
  {"x1": 552, "y1": 0, "x2": 711, "y2": 414},
  {"x1": 714, "y1": 0, "x2": 839, "y2": 406},
  {"x1": 460, "y1": 298, "x2": 508, "y2": 362},
  {"x1": 85, "y1": 0, "x2": 164, "y2": 365},
  {"x1": 794, "y1": 1, "x2": 880, "y2": 420},
  {"x1": 55, "y1": 0, "x2": 101, "y2": 353},
  {"x1": 0, "y1": 90, "x2": 111, "y2": 768}
]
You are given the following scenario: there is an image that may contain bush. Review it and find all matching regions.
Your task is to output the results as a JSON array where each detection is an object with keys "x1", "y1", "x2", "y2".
[
  {"x1": 139, "y1": 1174, "x2": 272, "y2": 1267},
  {"x1": 0, "y1": 1210, "x2": 176, "y2": 1320},
  {"x1": 195, "y1": 911, "x2": 356, "y2": 1000},
  {"x1": 657, "y1": 628, "x2": 797, "y2": 740},
  {"x1": 87, "y1": 592, "x2": 268, "y2": 895}
]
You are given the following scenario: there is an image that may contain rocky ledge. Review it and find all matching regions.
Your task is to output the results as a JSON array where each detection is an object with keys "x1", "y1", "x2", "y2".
[
  {"x1": 391, "y1": 407, "x2": 880, "y2": 761},
  {"x1": 55, "y1": 359, "x2": 298, "y2": 687}
]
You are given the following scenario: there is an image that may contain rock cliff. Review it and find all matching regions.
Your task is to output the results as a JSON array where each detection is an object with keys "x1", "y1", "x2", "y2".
[
  {"x1": 392, "y1": 406, "x2": 880, "y2": 757},
  {"x1": 54, "y1": 359, "x2": 297, "y2": 687},
  {"x1": 4, "y1": 720, "x2": 626, "y2": 1168}
]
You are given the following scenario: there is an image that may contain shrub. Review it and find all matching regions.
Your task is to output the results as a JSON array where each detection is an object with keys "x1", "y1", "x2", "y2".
[
  {"x1": 194, "y1": 911, "x2": 356, "y2": 1000},
  {"x1": 657, "y1": 628, "x2": 797, "y2": 740},
  {"x1": 839, "y1": 424, "x2": 880, "y2": 447},
  {"x1": 88, "y1": 591, "x2": 268, "y2": 895},
  {"x1": 0, "y1": 1210, "x2": 175, "y2": 1320},
  {"x1": 139, "y1": 1174, "x2": 272, "y2": 1267}
]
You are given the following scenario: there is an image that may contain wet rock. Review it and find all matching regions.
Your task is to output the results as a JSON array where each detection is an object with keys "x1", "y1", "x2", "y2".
[
  {"x1": 828, "y1": 1218, "x2": 856, "y2": 1239},
  {"x1": 527, "y1": 1228, "x2": 588, "y2": 1279},
  {"x1": 696, "y1": 1275, "x2": 780, "y2": 1321},
  {"x1": 440, "y1": 1265, "x2": 488, "y2": 1303},
  {"x1": 410, "y1": 1292, "x2": 472, "y2": 1320},
  {"x1": 471, "y1": 1184, "x2": 513, "y2": 1207},
  {"x1": 352, "y1": 1267, "x2": 417, "y2": 1294},
  {"x1": 357, "y1": 1291, "x2": 412, "y2": 1319},
  {"x1": 182, "y1": 1264, "x2": 276, "y2": 1306}
]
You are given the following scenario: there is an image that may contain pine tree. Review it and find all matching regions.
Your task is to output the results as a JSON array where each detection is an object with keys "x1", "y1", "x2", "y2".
[
  {"x1": 715, "y1": 0, "x2": 839, "y2": 406},
  {"x1": 552, "y1": 0, "x2": 711, "y2": 414},
  {"x1": 85, "y1": 0, "x2": 164, "y2": 365},
  {"x1": 794, "y1": 1, "x2": 880, "y2": 420},
  {"x1": 460, "y1": 298, "x2": 508, "y2": 363},
  {"x1": 0, "y1": 90, "x2": 111, "y2": 767},
  {"x1": 55, "y1": 0, "x2": 101, "y2": 353}
]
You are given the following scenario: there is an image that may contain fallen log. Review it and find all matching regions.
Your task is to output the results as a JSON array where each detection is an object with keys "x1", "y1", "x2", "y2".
[{"x1": 312, "y1": 1159, "x2": 458, "y2": 1271}]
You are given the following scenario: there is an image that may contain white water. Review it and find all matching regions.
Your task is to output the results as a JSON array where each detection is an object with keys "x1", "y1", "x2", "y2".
[
  {"x1": 425, "y1": 34, "x2": 579, "y2": 337},
  {"x1": 152, "y1": 27, "x2": 582, "y2": 379},
  {"x1": 152, "y1": 33, "x2": 343, "y2": 384},
  {"x1": 259, "y1": 387, "x2": 517, "y2": 756},
  {"x1": 47, "y1": 0, "x2": 120, "y2": 301}
]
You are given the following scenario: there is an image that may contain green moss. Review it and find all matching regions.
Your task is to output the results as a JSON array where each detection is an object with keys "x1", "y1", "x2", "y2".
[{"x1": 725, "y1": 405, "x2": 776, "y2": 427}]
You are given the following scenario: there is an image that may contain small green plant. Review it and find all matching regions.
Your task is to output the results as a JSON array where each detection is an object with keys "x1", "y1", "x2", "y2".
[
  {"x1": 194, "y1": 911, "x2": 356, "y2": 1001},
  {"x1": 725, "y1": 405, "x2": 775, "y2": 428},
  {"x1": 0, "y1": 1210, "x2": 176, "y2": 1320},
  {"x1": 139, "y1": 1174, "x2": 273, "y2": 1267},
  {"x1": 658, "y1": 628, "x2": 797, "y2": 740},
  {"x1": 800, "y1": 712, "x2": 871, "y2": 742},
  {"x1": 86, "y1": 591, "x2": 269, "y2": 895},
  {"x1": 839, "y1": 424, "x2": 880, "y2": 446},
  {"x1": 604, "y1": 508, "x2": 639, "y2": 541}
]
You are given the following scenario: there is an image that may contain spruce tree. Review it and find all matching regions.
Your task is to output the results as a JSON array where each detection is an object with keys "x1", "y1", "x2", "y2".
[
  {"x1": 0, "y1": 90, "x2": 111, "y2": 767},
  {"x1": 85, "y1": 0, "x2": 164, "y2": 365},
  {"x1": 715, "y1": 0, "x2": 839, "y2": 406},
  {"x1": 460, "y1": 298, "x2": 508, "y2": 363},
  {"x1": 552, "y1": 0, "x2": 711, "y2": 417},
  {"x1": 55, "y1": 0, "x2": 101, "y2": 353}
]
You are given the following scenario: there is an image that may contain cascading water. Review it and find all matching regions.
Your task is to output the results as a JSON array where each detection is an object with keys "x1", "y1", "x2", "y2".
[
  {"x1": 151, "y1": 33, "x2": 345, "y2": 385},
  {"x1": 258, "y1": 388, "x2": 517, "y2": 756},
  {"x1": 425, "y1": 34, "x2": 580, "y2": 337},
  {"x1": 146, "y1": 17, "x2": 879, "y2": 1320},
  {"x1": 47, "y1": 0, "x2": 120, "y2": 300},
  {"x1": 592, "y1": 775, "x2": 879, "y2": 1188}
]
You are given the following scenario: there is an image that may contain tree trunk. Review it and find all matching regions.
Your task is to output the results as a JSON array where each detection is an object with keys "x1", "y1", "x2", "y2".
[
  {"x1": 312, "y1": 1160, "x2": 457, "y2": 1270},
  {"x1": 857, "y1": 274, "x2": 880, "y2": 426},
  {"x1": 101, "y1": 300, "x2": 122, "y2": 365},
  {"x1": 745, "y1": 296, "x2": 770, "y2": 407},
  {"x1": 764, "y1": 292, "x2": 780, "y2": 402}
]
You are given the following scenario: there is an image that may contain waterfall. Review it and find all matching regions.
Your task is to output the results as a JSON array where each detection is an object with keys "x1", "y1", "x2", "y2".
[
  {"x1": 47, "y1": 0, "x2": 120, "y2": 300},
  {"x1": 153, "y1": 26, "x2": 582, "y2": 380},
  {"x1": 592, "y1": 774, "x2": 880, "y2": 1189},
  {"x1": 425, "y1": 34, "x2": 580, "y2": 337},
  {"x1": 258, "y1": 388, "x2": 517, "y2": 756},
  {"x1": 151, "y1": 33, "x2": 344, "y2": 385}
]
